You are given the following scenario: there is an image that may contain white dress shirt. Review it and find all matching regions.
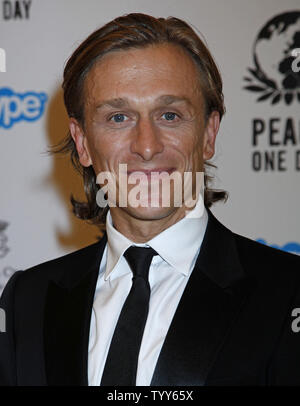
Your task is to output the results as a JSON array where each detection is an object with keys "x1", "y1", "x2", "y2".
[{"x1": 88, "y1": 201, "x2": 208, "y2": 386}]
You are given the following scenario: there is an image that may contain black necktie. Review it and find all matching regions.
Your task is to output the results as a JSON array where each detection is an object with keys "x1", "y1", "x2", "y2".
[{"x1": 100, "y1": 246, "x2": 158, "y2": 386}]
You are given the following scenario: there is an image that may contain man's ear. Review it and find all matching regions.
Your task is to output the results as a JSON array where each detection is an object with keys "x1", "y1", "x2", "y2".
[
  {"x1": 69, "y1": 118, "x2": 92, "y2": 167},
  {"x1": 203, "y1": 111, "x2": 220, "y2": 161}
]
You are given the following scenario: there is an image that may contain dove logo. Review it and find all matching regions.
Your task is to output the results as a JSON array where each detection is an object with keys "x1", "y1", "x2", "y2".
[{"x1": 0, "y1": 87, "x2": 47, "y2": 129}]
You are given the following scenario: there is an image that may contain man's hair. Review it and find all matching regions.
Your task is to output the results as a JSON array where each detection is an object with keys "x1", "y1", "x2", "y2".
[{"x1": 52, "y1": 13, "x2": 228, "y2": 228}]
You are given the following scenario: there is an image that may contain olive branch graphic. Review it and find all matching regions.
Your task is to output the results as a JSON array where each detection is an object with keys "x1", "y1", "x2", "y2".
[{"x1": 243, "y1": 67, "x2": 299, "y2": 105}]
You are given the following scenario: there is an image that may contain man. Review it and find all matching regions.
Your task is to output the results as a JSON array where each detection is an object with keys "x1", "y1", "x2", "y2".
[{"x1": 1, "y1": 13, "x2": 300, "y2": 386}]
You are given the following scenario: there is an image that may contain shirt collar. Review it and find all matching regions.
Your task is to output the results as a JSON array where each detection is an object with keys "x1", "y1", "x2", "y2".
[{"x1": 105, "y1": 197, "x2": 208, "y2": 279}]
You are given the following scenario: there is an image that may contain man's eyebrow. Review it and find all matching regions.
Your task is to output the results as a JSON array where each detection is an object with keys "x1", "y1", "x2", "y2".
[
  {"x1": 156, "y1": 95, "x2": 192, "y2": 106},
  {"x1": 96, "y1": 98, "x2": 130, "y2": 110},
  {"x1": 95, "y1": 95, "x2": 193, "y2": 110}
]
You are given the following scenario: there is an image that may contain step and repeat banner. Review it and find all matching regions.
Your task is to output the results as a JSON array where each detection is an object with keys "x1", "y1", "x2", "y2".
[{"x1": 0, "y1": 0, "x2": 300, "y2": 292}]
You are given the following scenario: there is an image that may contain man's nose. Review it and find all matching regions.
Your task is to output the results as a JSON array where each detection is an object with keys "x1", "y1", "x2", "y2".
[{"x1": 130, "y1": 118, "x2": 164, "y2": 160}]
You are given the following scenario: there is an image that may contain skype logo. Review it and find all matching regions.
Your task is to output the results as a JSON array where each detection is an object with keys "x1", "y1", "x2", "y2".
[
  {"x1": 0, "y1": 87, "x2": 47, "y2": 129},
  {"x1": 257, "y1": 239, "x2": 300, "y2": 255}
]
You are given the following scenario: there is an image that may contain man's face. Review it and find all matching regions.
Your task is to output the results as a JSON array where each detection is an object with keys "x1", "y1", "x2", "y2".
[{"x1": 70, "y1": 43, "x2": 219, "y2": 221}]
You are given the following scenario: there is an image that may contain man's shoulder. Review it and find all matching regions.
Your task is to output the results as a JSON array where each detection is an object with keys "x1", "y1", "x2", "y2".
[
  {"x1": 208, "y1": 209, "x2": 300, "y2": 275},
  {"x1": 234, "y1": 231, "x2": 300, "y2": 262},
  {"x1": 17, "y1": 238, "x2": 104, "y2": 286},
  {"x1": 233, "y1": 231, "x2": 300, "y2": 280},
  {"x1": 207, "y1": 210, "x2": 300, "y2": 295}
]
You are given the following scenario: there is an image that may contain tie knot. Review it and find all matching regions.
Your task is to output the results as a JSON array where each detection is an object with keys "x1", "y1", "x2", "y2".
[{"x1": 124, "y1": 246, "x2": 158, "y2": 279}]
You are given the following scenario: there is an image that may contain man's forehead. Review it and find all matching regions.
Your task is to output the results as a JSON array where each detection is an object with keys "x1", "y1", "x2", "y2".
[
  {"x1": 84, "y1": 43, "x2": 204, "y2": 108},
  {"x1": 95, "y1": 95, "x2": 195, "y2": 110}
]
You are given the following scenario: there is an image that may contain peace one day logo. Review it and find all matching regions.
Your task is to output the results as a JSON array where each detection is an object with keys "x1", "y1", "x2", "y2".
[{"x1": 244, "y1": 11, "x2": 300, "y2": 105}]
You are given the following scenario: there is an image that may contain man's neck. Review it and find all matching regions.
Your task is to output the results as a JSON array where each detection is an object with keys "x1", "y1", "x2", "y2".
[{"x1": 109, "y1": 206, "x2": 189, "y2": 243}]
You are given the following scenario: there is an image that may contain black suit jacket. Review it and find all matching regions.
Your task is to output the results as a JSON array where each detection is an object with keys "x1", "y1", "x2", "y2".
[{"x1": 1, "y1": 210, "x2": 300, "y2": 386}]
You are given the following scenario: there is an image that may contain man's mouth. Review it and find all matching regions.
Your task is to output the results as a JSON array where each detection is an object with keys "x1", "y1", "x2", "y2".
[{"x1": 127, "y1": 168, "x2": 176, "y2": 177}]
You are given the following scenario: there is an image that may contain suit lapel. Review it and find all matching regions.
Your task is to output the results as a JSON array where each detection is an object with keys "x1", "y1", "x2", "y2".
[
  {"x1": 151, "y1": 210, "x2": 256, "y2": 386},
  {"x1": 43, "y1": 234, "x2": 107, "y2": 386}
]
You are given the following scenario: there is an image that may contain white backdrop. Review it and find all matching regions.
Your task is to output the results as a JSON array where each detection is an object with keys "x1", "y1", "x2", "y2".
[{"x1": 1, "y1": 0, "x2": 300, "y2": 292}]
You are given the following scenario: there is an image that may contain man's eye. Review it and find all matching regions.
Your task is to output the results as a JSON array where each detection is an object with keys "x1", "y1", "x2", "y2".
[
  {"x1": 110, "y1": 113, "x2": 127, "y2": 123},
  {"x1": 162, "y1": 112, "x2": 178, "y2": 121}
]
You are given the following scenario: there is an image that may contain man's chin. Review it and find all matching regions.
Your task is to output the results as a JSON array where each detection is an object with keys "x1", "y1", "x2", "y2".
[{"x1": 119, "y1": 205, "x2": 180, "y2": 222}]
